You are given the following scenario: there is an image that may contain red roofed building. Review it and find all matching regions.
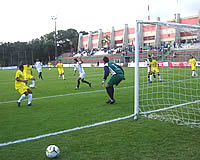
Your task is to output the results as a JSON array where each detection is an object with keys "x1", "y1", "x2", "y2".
[{"x1": 78, "y1": 12, "x2": 200, "y2": 50}]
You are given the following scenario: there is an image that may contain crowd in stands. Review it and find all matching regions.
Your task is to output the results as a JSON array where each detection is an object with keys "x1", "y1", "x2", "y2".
[
  {"x1": 68, "y1": 45, "x2": 134, "y2": 58},
  {"x1": 66, "y1": 38, "x2": 200, "y2": 59},
  {"x1": 139, "y1": 38, "x2": 200, "y2": 53}
]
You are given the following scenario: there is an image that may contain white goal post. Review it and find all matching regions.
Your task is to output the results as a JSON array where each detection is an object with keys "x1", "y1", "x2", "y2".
[{"x1": 134, "y1": 20, "x2": 200, "y2": 127}]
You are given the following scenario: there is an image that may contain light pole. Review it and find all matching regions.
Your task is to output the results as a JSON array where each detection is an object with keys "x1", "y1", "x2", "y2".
[{"x1": 51, "y1": 16, "x2": 58, "y2": 60}]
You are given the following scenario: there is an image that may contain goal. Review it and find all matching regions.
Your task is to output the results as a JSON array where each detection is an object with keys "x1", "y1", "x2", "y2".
[{"x1": 134, "y1": 20, "x2": 200, "y2": 127}]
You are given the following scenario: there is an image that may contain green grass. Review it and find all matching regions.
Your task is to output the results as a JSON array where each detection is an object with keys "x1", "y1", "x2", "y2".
[{"x1": 0, "y1": 67, "x2": 200, "y2": 160}]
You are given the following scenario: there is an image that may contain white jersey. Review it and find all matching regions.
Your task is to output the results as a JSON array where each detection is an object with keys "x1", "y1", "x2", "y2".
[
  {"x1": 35, "y1": 61, "x2": 42, "y2": 72},
  {"x1": 35, "y1": 61, "x2": 42, "y2": 69},
  {"x1": 74, "y1": 62, "x2": 85, "y2": 79},
  {"x1": 74, "y1": 62, "x2": 85, "y2": 74}
]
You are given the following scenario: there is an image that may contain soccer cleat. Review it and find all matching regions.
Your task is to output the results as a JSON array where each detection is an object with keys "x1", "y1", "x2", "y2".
[
  {"x1": 75, "y1": 87, "x2": 79, "y2": 90},
  {"x1": 33, "y1": 86, "x2": 37, "y2": 88},
  {"x1": 106, "y1": 99, "x2": 112, "y2": 104},
  {"x1": 89, "y1": 83, "x2": 91, "y2": 87},
  {"x1": 106, "y1": 99, "x2": 115, "y2": 104},
  {"x1": 17, "y1": 102, "x2": 21, "y2": 107},
  {"x1": 28, "y1": 103, "x2": 32, "y2": 106},
  {"x1": 109, "y1": 100, "x2": 116, "y2": 104}
]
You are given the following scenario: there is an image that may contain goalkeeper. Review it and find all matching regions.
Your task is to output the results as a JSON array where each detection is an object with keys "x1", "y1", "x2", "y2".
[{"x1": 102, "y1": 56, "x2": 125, "y2": 104}]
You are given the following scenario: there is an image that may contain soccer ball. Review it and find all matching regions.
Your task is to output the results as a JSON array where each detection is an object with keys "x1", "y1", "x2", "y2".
[{"x1": 46, "y1": 145, "x2": 60, "y2": 158}]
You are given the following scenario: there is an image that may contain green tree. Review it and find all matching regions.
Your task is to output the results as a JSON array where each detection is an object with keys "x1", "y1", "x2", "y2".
[{"x1": 0, "y1": 28, "x2": 81, "y2": 66}]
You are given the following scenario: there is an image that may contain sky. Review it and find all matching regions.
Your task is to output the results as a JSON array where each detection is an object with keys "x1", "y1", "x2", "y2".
[{"x1": 0, "y1": 0, "x2": 199, "y2": 42}]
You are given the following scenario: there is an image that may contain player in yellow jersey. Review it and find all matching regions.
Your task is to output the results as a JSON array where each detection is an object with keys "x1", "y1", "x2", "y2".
[
  {"x1": 48, "y1": 62, "x2": 51, "y2": 71},
  {"x1": 149, "y1": 58, "x2": 162, "y2": 82},
  {"x1": 15, "y1": 65, "x2": 33, "y2": 107},
  {"x1": 188, "y1": 55, "x2": 198, "y2": 77},
  {"x1": 56, "y1": 60, "x2": 65, "y2": 80},
  {"x1": 23, "y1": 63, "x2": 36, "y2": 88}
]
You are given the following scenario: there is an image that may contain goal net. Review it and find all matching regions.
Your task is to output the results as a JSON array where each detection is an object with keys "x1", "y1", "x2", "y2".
[{"x1": 134, "y1": 21, "x2": 200, "y2": 127}]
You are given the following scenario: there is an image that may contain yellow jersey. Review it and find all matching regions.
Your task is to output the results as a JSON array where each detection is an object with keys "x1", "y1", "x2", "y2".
[
  {"x1": 15, "y1": 70, "x2": 25, "y2": 89},
  {"x1": 23, "y1": 65, "x2": 32, "y2": 75},
  {"x1": 188, "y1": 58, "x2": 196, "y2": 70},
  {"x1": 150, "y1": 59, "x2": 158, "y2": 69},
  {"x1": 56, "y1": 63, "x2": 63, "y2": 69}
]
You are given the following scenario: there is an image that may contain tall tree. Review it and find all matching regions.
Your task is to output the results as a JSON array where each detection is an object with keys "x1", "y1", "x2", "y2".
[{"x1": 0, "y1": 28, "x2": 82, "y2": 66}]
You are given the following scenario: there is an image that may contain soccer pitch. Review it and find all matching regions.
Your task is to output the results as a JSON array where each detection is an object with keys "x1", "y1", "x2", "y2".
[{"x1": 0, "y1": 67, "x2": 199, "y2": 160}]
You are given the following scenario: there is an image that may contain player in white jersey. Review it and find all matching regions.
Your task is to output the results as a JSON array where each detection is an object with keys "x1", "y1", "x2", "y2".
[
  {"x1": 35, "y1": 59, "x2": 43, "y2": 80},
  {"x1": 146, "y1": 55, "x2": 152, "y2": 82},
  {"x1": 73, "y1": 58, "x2": 91, "y2": 90}
]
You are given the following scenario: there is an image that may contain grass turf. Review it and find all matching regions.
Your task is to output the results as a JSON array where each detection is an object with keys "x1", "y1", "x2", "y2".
[{"x1": 0, "y1": 67, "x2": 199, "y2": 160}]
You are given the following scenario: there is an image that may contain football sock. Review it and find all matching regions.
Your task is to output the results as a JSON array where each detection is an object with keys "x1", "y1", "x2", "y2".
[
  {"x1": 159, "y1": 75, "x2": 161, "y2": 81},
  {"x1": 193, "y1": 71, "x2": 197, "y2": 76},
  {"x1": 148, "y1": 75, "x2": 150, "y2": 81},
  {"x1": 40, "y1": 73, "x2": 43, "y2": 80},
  {"x1": 77, "y1": 80, "x2": 80, "y2": 88},
  {"x1": 82, "y1": 79, "x2": 90, "y2": 85},
  {"x1": 39, "y1": 72, "x2": 43, "y2": 80},
  {"x1": 62, "y1": 75, "x2": 65, "y2": 79},
  {"x1": 28, "y1": 94, "x2": 32, "y2": 104},
  {"x1": 106, "y1": 86, "x2": 114, "y2": 100},
  {"x1": 18, "y1": 94, "x2": 26, "y2": 102},
  {"x1": 150, "y1": 75, "x2": 152, "y2": 81},
  {"x1": 32, "y1": 80, "x2": 35, "y2": 87}
]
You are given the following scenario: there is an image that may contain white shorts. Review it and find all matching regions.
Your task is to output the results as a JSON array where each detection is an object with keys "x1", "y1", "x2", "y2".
[
  {"x1": 79, "y1": 73, "x2": 85, "y2": 80},
  {"x1": 37, "y1": 68, "x2": 42, "y2": 73}
]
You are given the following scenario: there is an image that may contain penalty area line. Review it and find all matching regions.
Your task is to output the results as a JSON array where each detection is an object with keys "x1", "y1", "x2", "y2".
[
  {"x1": 0, "y1": 114, "x2": 135, "y2": 147},
  {"x1": 0, "y1": 86, "x2": 133, "y2": 104}
]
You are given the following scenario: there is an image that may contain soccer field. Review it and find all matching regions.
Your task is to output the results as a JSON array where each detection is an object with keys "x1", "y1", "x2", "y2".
[{"x1": 0, "y1": 67, "x2": 199, "y2": 160}]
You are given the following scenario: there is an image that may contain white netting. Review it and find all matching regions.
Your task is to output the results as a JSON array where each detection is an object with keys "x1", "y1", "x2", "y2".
[{"x1": 136, "y1": 21, "x2": 200, "y2": 127}]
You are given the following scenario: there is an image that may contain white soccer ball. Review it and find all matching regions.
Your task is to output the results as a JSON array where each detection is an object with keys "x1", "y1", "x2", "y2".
[{"x1": 46, "y1": 145, "x2": 60, "y2": 158}]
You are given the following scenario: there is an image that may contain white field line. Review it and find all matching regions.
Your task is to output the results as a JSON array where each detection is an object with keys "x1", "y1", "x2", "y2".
[
  {"x1": 0, "y1": 77, "x2": 198, "y2": 104},
  {"x1": 0, "y1": 77, "x2": 199, "y2": 146},
  {"x1": 0, "y1": 114, "x2": 135, "y2": 147},
  {"x1": 1, "y1": 76, "x2": 198, "y2": 104},
  {"x1": 0, "y1": 74, "x2": 103, "y2": 85},
  {"x1": 0, "y1": 86, "x2": 134, "y2": 147},
  {"x1": 0, "y1": 86, "x2": 133, "y2": 104}
]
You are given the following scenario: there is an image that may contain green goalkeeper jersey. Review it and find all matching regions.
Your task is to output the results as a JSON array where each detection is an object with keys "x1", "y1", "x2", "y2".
[{"x1": 103, "y1": 62, "x2": 124, "y2": 80}]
